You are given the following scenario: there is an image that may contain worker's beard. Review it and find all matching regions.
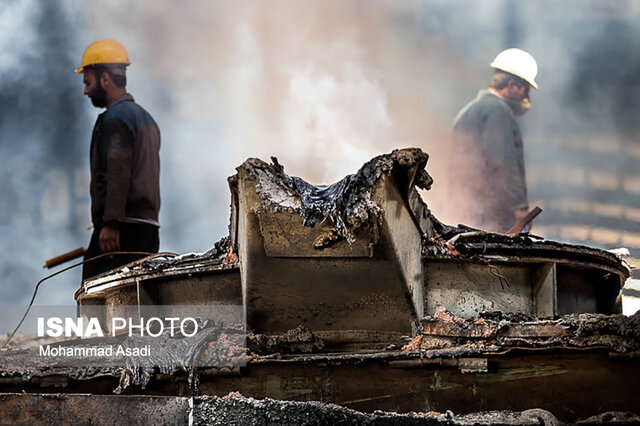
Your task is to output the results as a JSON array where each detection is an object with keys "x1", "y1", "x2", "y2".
[
  {"x1": 89, "y1": 83, "x2": 108, "y2": 108},
  {"x1": 489, "y1": 89, "x2": 531, "y2": 116},
  {"x1": 509, "y1": 97, "x2": 531, "y2": 116},
  {"x1": 501, "y1": 95, "x2": 531, "y2": 116}
]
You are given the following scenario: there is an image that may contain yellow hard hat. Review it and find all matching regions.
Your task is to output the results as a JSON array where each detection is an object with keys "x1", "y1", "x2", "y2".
[{"x1": 74, "y1": 39, "x2": 131, "y2": 74}]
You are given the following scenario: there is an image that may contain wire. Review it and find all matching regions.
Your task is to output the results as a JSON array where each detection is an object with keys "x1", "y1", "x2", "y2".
[
  {"x1": 474, "y1": 250, "x2": 512, "y2": 290},
  {"x1": 488, "y1": 264, "x2": 511, "y2": 290},
  {"x1": 0, "y1": 251, "x2": 177, "y2": 350}
]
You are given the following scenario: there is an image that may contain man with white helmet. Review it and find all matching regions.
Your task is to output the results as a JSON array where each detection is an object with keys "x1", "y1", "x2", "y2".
[
  {"x1": 449, "y1": 48, "x2": 538, "y2": 232},
  {"x1": 75, "y1": 39, "x2": 161, "y2": 280}
]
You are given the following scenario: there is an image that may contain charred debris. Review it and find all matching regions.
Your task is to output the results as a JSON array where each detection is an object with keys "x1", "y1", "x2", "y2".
[{"x1": 2, "y1": 148, "x2": 639, "y2": 423}]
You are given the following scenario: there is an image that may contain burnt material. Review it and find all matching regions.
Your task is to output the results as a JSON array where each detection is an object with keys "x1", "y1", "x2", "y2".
[
  {"x1": 194, "y1": 394, "x2": 561, "y2": 426},
  {"x1": 50, "y1": 148, "x2": 639, "y2": 423},
  {"x1": 0, "y1": 322, "x2": 246, "y2": 395},
  {"x1": 248, "y1": 326, "x2": 325, "y2": 354},
  {"x1": 238, "y1": 148, "x2": 432, "y2": 243},
  {"x1": 422, "y1": 231, "x2": 628, "y2": 318},
  {"x1": 77, "y1": 148, "x2": 629, "y2": 323},
  {"x1": 415, "y1": 307, "x2": 640, "y2": 355},
  {"x1": 234, "y1": 148, "x2": 431, "y2": 335},
  {"x1": 3, "y1": 392, "x2": 639, "y2": 425}
]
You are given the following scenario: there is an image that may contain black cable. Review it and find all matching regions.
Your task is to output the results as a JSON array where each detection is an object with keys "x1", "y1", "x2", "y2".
[{"x1": 1, "y1": 251, "x2": 177, "y2": 350}]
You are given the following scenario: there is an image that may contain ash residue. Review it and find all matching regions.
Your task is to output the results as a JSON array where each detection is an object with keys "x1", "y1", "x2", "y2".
[
  {"x1": 422, "y1": 228, "x2": 631, "y2": 275},
  {"x1": 575, "y1": 411, "x2": 640, "y2": 425},
  {"x1": 239, "y1": 148, "x2": 433, "y2": 243},
  {"x1": 422, "y1": 230, "x2": 538, "y2": 259},
  {"x1": 422, "y1": 235, "x2": 461, "y2": 258},
  {"x1": 416, "y1": 308, "x2": 640, "y2": 354},
  {"x1": 443, "y1": 230, "x2": 626, "y2": 265},
  {"x1": 0, "y1": 363, "x2": 121, "y2": 384},
  {"x1": 136, "y1": 236, "x2": 238, "y2": 272},
  {"x1": 194, "y1": 394, "x2": 572, "y2": 425},
  {"x1": 0, "y1": 321, "x2": 247, "y2": 394},
  {"x1": 421, "y1": 343, "x2": 504, "y2": 359},
  {"x1": 115, "y1": 321, "x2": 246, "y2": 394},
  {"x1": 203, "y1": 236, "x2": 234, "y2": 259},
  {"x1": 79, "y1": 236, "x2": 239, "y2": 282},
  {"x1": 247, "y1": 325, "x2": 324, "y2": 355},
  {"x1": 478, "y1": 311, "x2": 537, "y2": 323},
  {"x1": 556, "y1": 312, "x2": 640, "y2": 353}
]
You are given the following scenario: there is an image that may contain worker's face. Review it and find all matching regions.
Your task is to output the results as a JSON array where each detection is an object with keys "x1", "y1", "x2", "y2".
[
  {"x1": 83, "y1": 70, "x2": 107, "y2": 108},
  {"x1": 505, "y1": 79, "x2": 531, "y2": 116},
  {"x1": 506, "y1": 79, "x2": 530, "y2": 102}
]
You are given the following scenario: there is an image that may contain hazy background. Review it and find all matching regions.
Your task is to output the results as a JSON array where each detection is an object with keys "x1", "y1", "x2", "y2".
[{"x1": 1, "y1": 0, "x2": 639, "y2": 306}]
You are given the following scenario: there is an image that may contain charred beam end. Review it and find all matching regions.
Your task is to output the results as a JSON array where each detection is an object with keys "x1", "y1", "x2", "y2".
[{"x1": 235, "y1": 148, "x2": 433, "y2": 243}]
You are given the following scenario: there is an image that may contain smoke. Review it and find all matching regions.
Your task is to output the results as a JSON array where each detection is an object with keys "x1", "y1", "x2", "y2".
[
  {"x1": 2, "y1": 0, "x2": 640, "y2": 307},
  {"x1": 82, "y1": 0, "x2": 471, "y2": 249},
  {"x1": 569, "y1": 19, "x2": 640, "y2": 132},
  {"x1": 0, "y1": 0, "x2": 88, "y2": 305},
  {"x1": 512, "y1": 2, "x2": 640, "y2": 276}
]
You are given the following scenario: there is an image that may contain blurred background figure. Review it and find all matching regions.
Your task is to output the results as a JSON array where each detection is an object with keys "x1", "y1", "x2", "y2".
[{"x1": 449, "y1": 48, "x2": 538, "y2": 232}]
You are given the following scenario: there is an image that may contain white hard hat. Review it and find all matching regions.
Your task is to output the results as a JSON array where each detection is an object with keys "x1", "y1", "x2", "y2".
[{"x1": 490, "y1": 48, "x2": 539, "y2": 89}]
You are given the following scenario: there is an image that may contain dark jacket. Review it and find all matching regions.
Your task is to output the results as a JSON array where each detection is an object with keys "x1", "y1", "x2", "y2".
[
  {"x1": 450, "y1": 90, "x2": 528, "y2": 231},
  {"x1": 89, "y1": 93, "x2": 160, "y2": 227}
]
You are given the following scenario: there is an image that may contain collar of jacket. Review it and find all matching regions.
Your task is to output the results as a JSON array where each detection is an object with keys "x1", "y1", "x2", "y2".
[
  {"x1": 484, "y1": 88, "x2": 530, "y2": 116},
  {"x1": 479, "y1": 88, "x2": 500, "y2": 101},
  {"x1": 106, "y1": 92, "x2": 134, "y2": 109}
]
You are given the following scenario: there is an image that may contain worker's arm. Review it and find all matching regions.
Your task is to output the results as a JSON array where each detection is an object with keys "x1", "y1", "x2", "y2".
[
  {"x1": 99, "y1": 118, "x2": 133, "y2": 252},
  {"x1": 481, "y1": 108, "x2": 528, "y2": 211}
]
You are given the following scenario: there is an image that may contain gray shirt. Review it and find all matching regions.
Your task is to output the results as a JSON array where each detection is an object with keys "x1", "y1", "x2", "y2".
[{"x1": 450, "y1": 90, "x2": 528, "y2": 231}]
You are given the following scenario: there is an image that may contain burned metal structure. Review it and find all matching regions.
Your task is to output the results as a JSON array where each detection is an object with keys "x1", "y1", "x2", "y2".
[
  {"x1": 2, "y1": 148, "x2": 638, "y2": 424},
  {"x1": 77, "y1": 148, "x2": 627, "y2": 326}
]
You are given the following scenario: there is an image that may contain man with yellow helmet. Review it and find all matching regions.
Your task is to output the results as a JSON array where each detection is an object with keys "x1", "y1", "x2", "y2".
[
  {"x1": 449, "y1": 48, "x2": 538, "y2": 232},
  {"x1": 75, "y1": 39, "x2": 161, "y2": 280}
]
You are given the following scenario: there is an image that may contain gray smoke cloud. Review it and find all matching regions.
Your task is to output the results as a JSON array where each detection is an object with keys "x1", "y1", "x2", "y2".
[
  {"x1": 84, "y1": 0, "x2": 467, "y2": 248},
  {"x1": 0, "y1": 0, "x2": 89, "y2": 305},
  {"x1": 1, "y1": 0, "x2": 639, "y2": 308},
  {"x1": 511, "y1": 2, "x2": 640, "y2": 276}
]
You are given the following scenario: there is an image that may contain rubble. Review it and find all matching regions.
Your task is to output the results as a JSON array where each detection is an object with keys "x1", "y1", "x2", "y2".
[
  {"x1": 416, "y1": 307, "x2": 640, "y2": 354},
  {"x1": 3, "y1": 149, "x2": 637, "y2": 423},
  {"x1": 126, "y1": 236, "x2": 237, "y2": 273},
  {"x1": 194, "y1": 394, "x2": 565, "y2": 425},
  {"x1": 247, "y1": 326, "x2": 325, "y2": 354},
  {"x1": 3, "y1": 392, "x2": 638, "y2": 425},
  {"x1": 574, "y1": 412, "x2": 640, "y2": 425},
  {"x1": 423, "y1": 229, "x2": 632, "y2": 273},
  {"x1": 0, "y1": 321, "x2": 246, "y2": 394}
]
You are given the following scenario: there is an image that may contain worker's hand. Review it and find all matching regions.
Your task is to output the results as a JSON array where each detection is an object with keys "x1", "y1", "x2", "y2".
[
  {"x1": 513, "y1": 208, "x2": 532, "y2": 232},
  {"x1": 99, "y1": 221, "x2": 120, "y2": 253}
]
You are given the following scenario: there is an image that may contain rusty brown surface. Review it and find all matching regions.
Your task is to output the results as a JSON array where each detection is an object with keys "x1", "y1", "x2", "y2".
[
  {"x1": 221, "y1": 245, "x2": 239, "y2": 264},
  {"x1": 415, "y1": 307, "x2": 640, "y2": 354},
  {"x1": 42, "y1": 149, "x2": 638, "y2": 423},
  {"x1": 235, "y1": 152, "x2": 424, "y2": 334},
  {"x1": 1, "y1": 343, "x2": 640, "y2": 421},
  {"x1": 248, "y1": 325, "x2": 325, "y2": 354},
  {"x1": 77, "y1": 149, "x2": 629, "y2": 321},
  {"x1": 424, "y1": 230, "x2": 630, "y2": 277}
]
